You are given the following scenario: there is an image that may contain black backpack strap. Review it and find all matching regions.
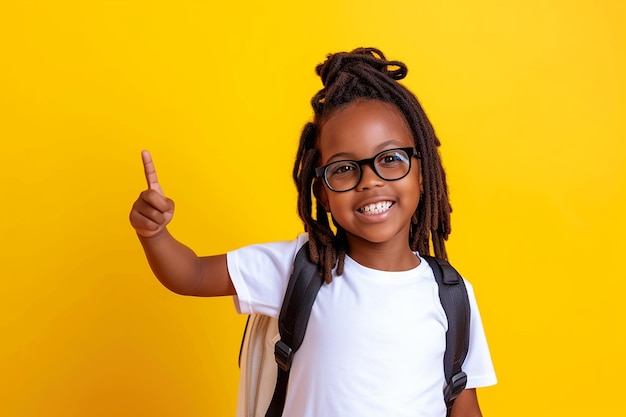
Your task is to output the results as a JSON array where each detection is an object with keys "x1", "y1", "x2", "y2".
[
  {"x1": 265, "y1": 242, "x2": 323, "y2": 417},
  {"x1": 424, "y1": 256, "x2": 470, "y2": 417}
]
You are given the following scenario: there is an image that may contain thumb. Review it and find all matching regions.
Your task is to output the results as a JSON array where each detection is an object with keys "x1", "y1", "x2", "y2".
[{"x1": 141, "y1": 150, "x2": 164, "y2": 196}]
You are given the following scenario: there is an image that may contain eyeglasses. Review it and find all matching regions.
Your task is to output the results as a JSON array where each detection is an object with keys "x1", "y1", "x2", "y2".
[{"x1": 315, "y1": 147, "x2": 420, "y2": 192}]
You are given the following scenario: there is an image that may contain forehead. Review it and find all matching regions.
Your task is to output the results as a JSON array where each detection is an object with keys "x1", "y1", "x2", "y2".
[{"x1": 317, "y1": 99, "x2": 414, "y2": 160}]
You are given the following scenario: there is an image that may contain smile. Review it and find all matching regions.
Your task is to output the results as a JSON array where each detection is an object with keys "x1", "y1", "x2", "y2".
[{"x1": 357, "y1": 201, "x2": 394, "y2": 215}]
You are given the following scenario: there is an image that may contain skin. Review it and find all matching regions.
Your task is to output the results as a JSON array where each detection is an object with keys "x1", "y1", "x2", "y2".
[
  {"x1": 129, "y1": 150, "x2": 235, "y2": 297},
  {"x1": 129, "y1": 99, "x2": 483, "y2": 415},
  {"x1": 451, "y1": 389, "x2": 482, "y2": 417},
  {"x1": 315, "y1": 99, "x2": 423, "y2": 272}
]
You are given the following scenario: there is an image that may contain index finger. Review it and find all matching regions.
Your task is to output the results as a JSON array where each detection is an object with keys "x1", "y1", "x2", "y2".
[{"x1": 141, "y1": 150, "x2": 164, "y2": 195}]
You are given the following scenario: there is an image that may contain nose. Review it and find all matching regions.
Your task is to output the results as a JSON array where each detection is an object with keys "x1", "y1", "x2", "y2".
[{"x1": 356, "y1": 163, "x2": 384, "y2": 191}]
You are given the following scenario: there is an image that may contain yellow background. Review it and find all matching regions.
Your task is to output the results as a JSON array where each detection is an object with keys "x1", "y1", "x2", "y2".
[{"x1": 1, "y1": 1, "x2": 624, "y2": 416}]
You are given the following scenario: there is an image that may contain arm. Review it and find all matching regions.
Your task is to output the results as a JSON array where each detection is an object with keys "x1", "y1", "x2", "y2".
[
  {"x1": 129, "y1": 150, "x2": 235, "y2": 297},
  {"x1": 450, "y1": 389, "x2": 482, "y2": 417}
]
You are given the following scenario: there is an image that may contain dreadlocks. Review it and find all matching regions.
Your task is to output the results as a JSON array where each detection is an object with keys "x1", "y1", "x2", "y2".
[{"x1": 293, "y1": 47, "x2": 452, "y2": 283}]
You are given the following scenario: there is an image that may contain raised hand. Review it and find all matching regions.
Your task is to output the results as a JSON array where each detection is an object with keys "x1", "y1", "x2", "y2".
[{"x1": 129, "y1": 150, "x2": 175, "y2": 238}]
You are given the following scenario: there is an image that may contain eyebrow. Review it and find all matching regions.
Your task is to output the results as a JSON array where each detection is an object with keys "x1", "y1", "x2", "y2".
[{"x1": 325, "y1": 140, "x2": 408, "y2": 163}]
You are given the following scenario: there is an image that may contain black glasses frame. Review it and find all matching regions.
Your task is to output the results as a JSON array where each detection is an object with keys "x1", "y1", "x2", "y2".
[{"x1": 315, "y1": 147, "x2": 420, "y2": 192}]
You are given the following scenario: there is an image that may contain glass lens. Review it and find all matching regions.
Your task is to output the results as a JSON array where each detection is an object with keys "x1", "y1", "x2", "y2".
[
  {"x1": 374, "y1": 149, "x2": 411, "y2": 180},
  {"x1": 325, "y1": 161, "x2": 360, "y2": 191}
]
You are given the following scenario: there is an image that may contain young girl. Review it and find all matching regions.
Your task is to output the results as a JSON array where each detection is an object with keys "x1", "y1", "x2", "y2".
[{"x1": 130, "y1": 48, "x2": 496, "y2": 417}]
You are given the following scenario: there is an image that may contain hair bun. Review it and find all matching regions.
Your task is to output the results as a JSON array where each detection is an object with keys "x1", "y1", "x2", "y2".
[{"x1": 315, "y1": 47, "x2": 407, "y2": 88}]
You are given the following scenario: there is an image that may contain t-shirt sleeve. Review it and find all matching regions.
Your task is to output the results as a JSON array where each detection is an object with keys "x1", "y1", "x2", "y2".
[
  {"x1": 227, "y1": 234, "x2": 309, "y2": 317},
  {"x1": 463, "y1": 280, "x2": 498, "y2": 388}
]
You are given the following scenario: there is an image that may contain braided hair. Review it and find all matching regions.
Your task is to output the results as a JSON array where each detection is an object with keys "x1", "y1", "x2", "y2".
[{"x1": 292, "y1": 47, "x2": 452, "y2": 283}]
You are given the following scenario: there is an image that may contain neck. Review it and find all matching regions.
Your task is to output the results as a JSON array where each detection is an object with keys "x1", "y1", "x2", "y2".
[{"x1": 345, "y1": 235, "x2": 420, "y2": 272}]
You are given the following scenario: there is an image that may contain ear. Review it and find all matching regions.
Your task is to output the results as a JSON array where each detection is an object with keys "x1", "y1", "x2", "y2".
[{"x1": 313, "y1": 178, "x2": 330, "y2": 212}]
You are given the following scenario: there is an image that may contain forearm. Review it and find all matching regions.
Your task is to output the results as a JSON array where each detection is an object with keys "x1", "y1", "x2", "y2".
[{"x1": 138, "y1": 228, "x2": 204, "y2": 295}]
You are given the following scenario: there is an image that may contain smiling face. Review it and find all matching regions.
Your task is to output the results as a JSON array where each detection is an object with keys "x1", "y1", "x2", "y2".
[{"x1": 315, "y1": 99, "x2": 423, "y2": 254}]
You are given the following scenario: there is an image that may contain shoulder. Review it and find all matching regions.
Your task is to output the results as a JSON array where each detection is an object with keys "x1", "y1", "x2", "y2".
[{"x1": 226, "y1": 234, "x2": 309, "y2": 316}]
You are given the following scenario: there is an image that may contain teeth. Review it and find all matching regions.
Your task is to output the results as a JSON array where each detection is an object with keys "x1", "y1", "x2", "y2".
[{"x1": 359, "y1": 201, "x2": 393, "y2": 215}]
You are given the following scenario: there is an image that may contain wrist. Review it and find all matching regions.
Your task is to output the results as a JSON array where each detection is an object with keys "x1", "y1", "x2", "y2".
[{"x1": 137, "y1": 227, "x2": 169, "y2": 241}]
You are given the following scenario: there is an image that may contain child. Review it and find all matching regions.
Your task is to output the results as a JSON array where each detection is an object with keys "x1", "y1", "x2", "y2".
[{"x1": 130, "y1": 48, "x2": 497, "y2": 417}]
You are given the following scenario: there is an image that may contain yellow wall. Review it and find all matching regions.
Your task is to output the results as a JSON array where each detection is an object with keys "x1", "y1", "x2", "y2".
[{"x1": 1, "y1": 1, "x2": 624, "y2": 416}]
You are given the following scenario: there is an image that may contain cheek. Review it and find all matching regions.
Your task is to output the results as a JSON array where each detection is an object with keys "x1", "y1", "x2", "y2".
[
  {"x1": 313, "y1": 180, "x2": 330, "y2": 211},
  {"x1": 406, "y1": 167, "x2": 422, "y2": 189},
  {"x1": 326, "y1": 193, "x2": 347, "y2": 212},
  {"x1": 324, "y1": 194, "x2": 356, "y2": 225},
  {"x1": 403, "y1": 172, "x2": 423, "y2": 208}
]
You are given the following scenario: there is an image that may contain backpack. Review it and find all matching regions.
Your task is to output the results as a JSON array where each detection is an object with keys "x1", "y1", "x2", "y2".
[{"x1": 237, "y1": 242, "x2": 470, "y2": 417}]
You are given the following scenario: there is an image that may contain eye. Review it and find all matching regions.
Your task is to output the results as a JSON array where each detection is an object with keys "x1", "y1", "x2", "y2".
[
  {"x1": 378, "y1": 150, "x2": 408, "y2": 166},
  {"x1": 328, "y1": 161, "x2": 358, "y2": 177},
  {"x1": 383, "y1": 155, "x2": 401, "y2": 163}
]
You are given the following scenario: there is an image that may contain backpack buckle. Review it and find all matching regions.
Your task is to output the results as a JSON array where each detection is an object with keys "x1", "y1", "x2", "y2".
[
  {"x1": 274, "y1": 340, "x2": 293, "y2": 372},
  {"x1": 444, "y1": 371, "x2": 467, "y2": 403}
]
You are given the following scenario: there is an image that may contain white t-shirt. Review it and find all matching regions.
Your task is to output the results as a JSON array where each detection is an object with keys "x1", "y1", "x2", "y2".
[{"x1": 228, "y1": 234, "x2": 497, "y2": 417}]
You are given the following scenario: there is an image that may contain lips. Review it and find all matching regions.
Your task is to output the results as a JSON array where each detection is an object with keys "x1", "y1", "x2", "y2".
[{"x1": 357, "y1": 201, "x2": 394, "y2": 215}]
